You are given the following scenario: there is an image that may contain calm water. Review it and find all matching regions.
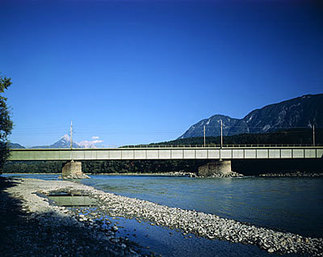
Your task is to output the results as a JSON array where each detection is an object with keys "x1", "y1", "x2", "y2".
[
  {"x1": 80, "y1": 175, "x2": 323, "y2": 238},
  {"x1": 4, "y1": 173, "x2": 323, "y2": 256}
]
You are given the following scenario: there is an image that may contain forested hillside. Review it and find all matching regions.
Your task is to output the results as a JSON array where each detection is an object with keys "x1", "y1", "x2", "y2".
[{"x1": 144, "y1": 128, "x2": 323, "y2": 147}]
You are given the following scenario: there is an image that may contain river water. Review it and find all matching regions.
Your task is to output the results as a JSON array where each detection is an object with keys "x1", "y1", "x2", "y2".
[{"x1": 4, "y1": 174, "x2": 323, "y2": 256}]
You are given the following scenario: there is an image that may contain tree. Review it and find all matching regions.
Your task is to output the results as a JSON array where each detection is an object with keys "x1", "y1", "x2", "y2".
[{"x1": 0, "y1": 75, "x2": 13, "y2": 173}]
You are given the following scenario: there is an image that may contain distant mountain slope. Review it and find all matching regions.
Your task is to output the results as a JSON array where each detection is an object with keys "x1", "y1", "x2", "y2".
[
  {"x1": 32, "y1": 135, "x2": 82, "y2": 149},
  {"x1": 179, "y1": 94, "x2": 323, "y2": 139},
  {"x1": 9, "y1": 142, "x2": 25, "y2": 149},
  {"x1": 180, "y1": 115, "x2": 240, "y2": 138}
]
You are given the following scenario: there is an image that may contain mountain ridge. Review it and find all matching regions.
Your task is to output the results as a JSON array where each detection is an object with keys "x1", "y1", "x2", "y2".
[
  {"x1": 10, "y1": 134, "x2": 104, "y2": 149},
  {"x1": 8, "y1": 142, "x2": 25, "y2": 149},
  {"x1": 179, "y1": 94, "x2": 323, "y2": 139},
  {"x1": 31, "y1": 134, "x2": 82, "y2": 149}
]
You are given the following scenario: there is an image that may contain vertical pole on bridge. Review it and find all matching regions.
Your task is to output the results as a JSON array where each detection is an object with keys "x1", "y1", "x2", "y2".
[
  {"x1": 70, "y1": 120, "x2": 73, "y2": 150},
  {"x1": 62, "y1": 120, "x2": 89, "y2": 179},
  {"x1": 70, "y1": 121, "x2": 73, "y2": 161},
  {"x1": 220, "y1": 119, "x2": 223, "y2": 149},
  {"x1": 204, "y1": 125, "x2": 206, "y2": 147},
  {"x1": 313, "y1": 124, "x2": 316, "y2": 146}
]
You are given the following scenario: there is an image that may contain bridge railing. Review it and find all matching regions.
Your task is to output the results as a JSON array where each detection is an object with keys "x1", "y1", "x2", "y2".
[
  {"x1": 119, "y1": 144, "x2": 321, "y2": 149},
  {"x1": 9, "y1": 144, "x2": 322, "y2": 151}
]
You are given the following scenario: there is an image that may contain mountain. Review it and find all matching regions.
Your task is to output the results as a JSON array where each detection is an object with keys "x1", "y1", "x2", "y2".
[
  {"x1": 32, "y1": 135, "x2": 82, "y2": 149},
  {"x1": 9, "y1": 142, "x2": 25, "y2": 149},
  {"x1": 179, "y1": 115, "x2": 241, "y2": 138},
  {"x1": 179, "y1": 94, "x2": 323, "y2": 139}
]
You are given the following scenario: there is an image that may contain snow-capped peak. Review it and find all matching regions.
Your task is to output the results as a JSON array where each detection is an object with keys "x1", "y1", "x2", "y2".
[{"x1": 61, "y1": 134, "x2": 70, "y2": 142}]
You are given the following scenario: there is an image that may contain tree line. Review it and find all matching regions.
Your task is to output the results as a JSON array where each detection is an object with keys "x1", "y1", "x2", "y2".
[
  {"x1": 3, "y1": 160, "x2": 208, "y2": 174},
  {"x1": 144, "y1": 128, "x2": 322, "y2": 147},
  {"x1": 0, "y1": 75, "x2": 13, "y2": 174},
  {"x1": 4, "y1": 158, "x2": 323, "y2": 175}
]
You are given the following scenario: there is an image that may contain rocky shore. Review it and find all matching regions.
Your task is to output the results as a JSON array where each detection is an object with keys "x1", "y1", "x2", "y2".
[
  {"x1": 91, "y1": 171, "x2": 242, "y2": 178},
  {"x1": 198, "y1": 170, "x2": 243, "y2": 178},
  {"x1": 1, "y1": 177, "x2": 323, "y2": 256},
  {"x1": 89, "y1": 171, "x2": 197, "y2": 177},
  {"x1": 0, "y1": 177, "x2": 142, "y2": 256},
  {"x1": 87, "y1": 187, "x2": 323, "y2": 256},
  {"x1": 259, "y1": 172, "x2": 323, "y2": 177}
]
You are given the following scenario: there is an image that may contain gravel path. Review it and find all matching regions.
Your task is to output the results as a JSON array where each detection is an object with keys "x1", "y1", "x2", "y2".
[{"x1": 1, "y1": 177, "x2": 323, "y2": 256}]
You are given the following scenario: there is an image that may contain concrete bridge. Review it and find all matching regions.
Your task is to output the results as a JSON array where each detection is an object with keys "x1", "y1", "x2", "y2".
[{"x1": 8, "y1": 146, "x2": 323, "y2": 178}]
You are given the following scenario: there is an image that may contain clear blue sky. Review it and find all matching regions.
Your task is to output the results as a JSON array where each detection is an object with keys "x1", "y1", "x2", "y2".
[{"x1": 1, "y1": 0, "x2": 322, "y2": 147}]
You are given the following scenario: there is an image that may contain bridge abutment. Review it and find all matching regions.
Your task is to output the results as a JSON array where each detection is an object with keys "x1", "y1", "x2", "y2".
[
  {"x1": 198, "y1": 160, "x2": 239, "y2": 177},
  {"x1": 62, "y1": 161, "x2": 89, "y2": 179}
]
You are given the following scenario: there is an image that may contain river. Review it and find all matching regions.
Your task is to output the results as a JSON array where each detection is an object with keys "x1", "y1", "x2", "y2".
[{"x1": 4, "y1": 174, "x2": 323, "y2": 256}]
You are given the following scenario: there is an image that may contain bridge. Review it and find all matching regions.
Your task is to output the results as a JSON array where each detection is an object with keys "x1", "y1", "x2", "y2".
[
  {"x1": 8, "y1": 146, "x2": 323, "y2": 161},
  {"x1": 8, "y1": 146, "x2": 323, "y2": 178}
]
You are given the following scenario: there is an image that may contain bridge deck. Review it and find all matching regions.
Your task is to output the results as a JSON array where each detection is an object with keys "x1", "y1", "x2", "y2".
[{"x1": 8, "y1": 146, "x2": 323, "y2": 161}]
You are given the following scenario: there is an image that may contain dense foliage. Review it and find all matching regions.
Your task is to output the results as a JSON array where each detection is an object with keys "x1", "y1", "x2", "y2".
[
  {"x1": 144, "y1": 128, "x2": 322, "y2": 147},
  {"x1": 4, "y1": 158, "x2": 323, "y2": 175},
  {"x1": 0, "y1": 75, "x2": 13, "y2": 173},
  {"x1": 3, "y1": 160, "x2": 208, "y2": 174}
]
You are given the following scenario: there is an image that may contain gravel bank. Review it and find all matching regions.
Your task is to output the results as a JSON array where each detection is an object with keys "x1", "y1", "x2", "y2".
[
  {"x1": 259, "y1": 172, "x2": 323, "y2": 177},
  {"x1": 0, "y1": 177, "x2": 142, "y2": 257},
  {"x1": 89, "y1": 188, "x2": 323, "y2": 256},
  {"x1": 2, "y1": 177, "x2": 323, "y2": 256}
]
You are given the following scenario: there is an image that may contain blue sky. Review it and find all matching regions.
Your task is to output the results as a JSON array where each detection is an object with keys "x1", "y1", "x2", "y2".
[{"x1": 1, "y1": 0, "x2": 322, "y2": 147}]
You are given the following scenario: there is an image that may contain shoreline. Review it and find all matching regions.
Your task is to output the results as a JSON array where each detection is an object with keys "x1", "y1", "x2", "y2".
[
  {"x1": 0, "y1": 177, "x2": 143, "y2": 256},
  {"x1": 259, "y1": 172, "x2": 323, "y2": 177},
  {"x1": 3, "y1": 171, "x2": 323, "y2": 178},
  {"x1": 1, "y1": 177, "x2": 323, "y2": 256}
]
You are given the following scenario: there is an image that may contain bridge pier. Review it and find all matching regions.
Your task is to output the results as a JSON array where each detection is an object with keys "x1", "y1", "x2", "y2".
[
  {"x1": 62, "y1": 161, "x2": 89, "y2": 179},
  {"x1": 198, "y1": 160, "x2": 233, "y2": 177}
]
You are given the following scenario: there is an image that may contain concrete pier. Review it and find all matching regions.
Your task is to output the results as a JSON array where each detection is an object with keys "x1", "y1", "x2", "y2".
[
  {"x1": 198, "y1": 160, "x2": 233, "y2": 177},
  {"x1": 62, "y1": 161, "x2": 89, "y2": 179}
]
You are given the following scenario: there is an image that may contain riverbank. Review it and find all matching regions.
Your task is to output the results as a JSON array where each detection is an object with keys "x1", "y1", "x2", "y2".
[
  {"x1": 2, "y1": 172, "x2": 194, "y2": 177},
  {"x1": 0, "y1": 177, "x2": 142, "y2": 256},
  {"x1": 1, "y1": 177, "x2": 323, "y2": 256},
  {"x1": 259, "y1": 172, "x2": 323, "y2": 177},
  {"x1": 88, "y1": 171, "x2": 197, "y2": 177},
  {"x1": 3, "y1": 171, "x2": 323, "y2": 178}
]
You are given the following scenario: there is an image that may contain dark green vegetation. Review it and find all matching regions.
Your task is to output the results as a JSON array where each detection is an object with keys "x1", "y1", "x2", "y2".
[
  {"x1": 0, "y1": 75, "x2": 13, "y2": 174},
  {"x1": 232, "y1": 159, "x2": 323, "y2": 176},
  {"x1": 129, "y1": 128, "x2": 323, "y2": 147},
  {"x1": 3, "y1": 161, "x2": 64, "y2": 174},
  {"x1": 3, "y1": 160, "x2": 207, "y2": 174},
  {"x1": 4, "y1": 158, "x2": 323, "y2": 176}
]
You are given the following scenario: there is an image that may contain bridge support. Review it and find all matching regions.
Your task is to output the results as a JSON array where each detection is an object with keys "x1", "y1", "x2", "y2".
[
  {"x1": 62, "y1": 161, "x2": 89, "y2": 179},
  {"x1": 198, "y1": 160, "x2": 234, "y2": 177}
]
